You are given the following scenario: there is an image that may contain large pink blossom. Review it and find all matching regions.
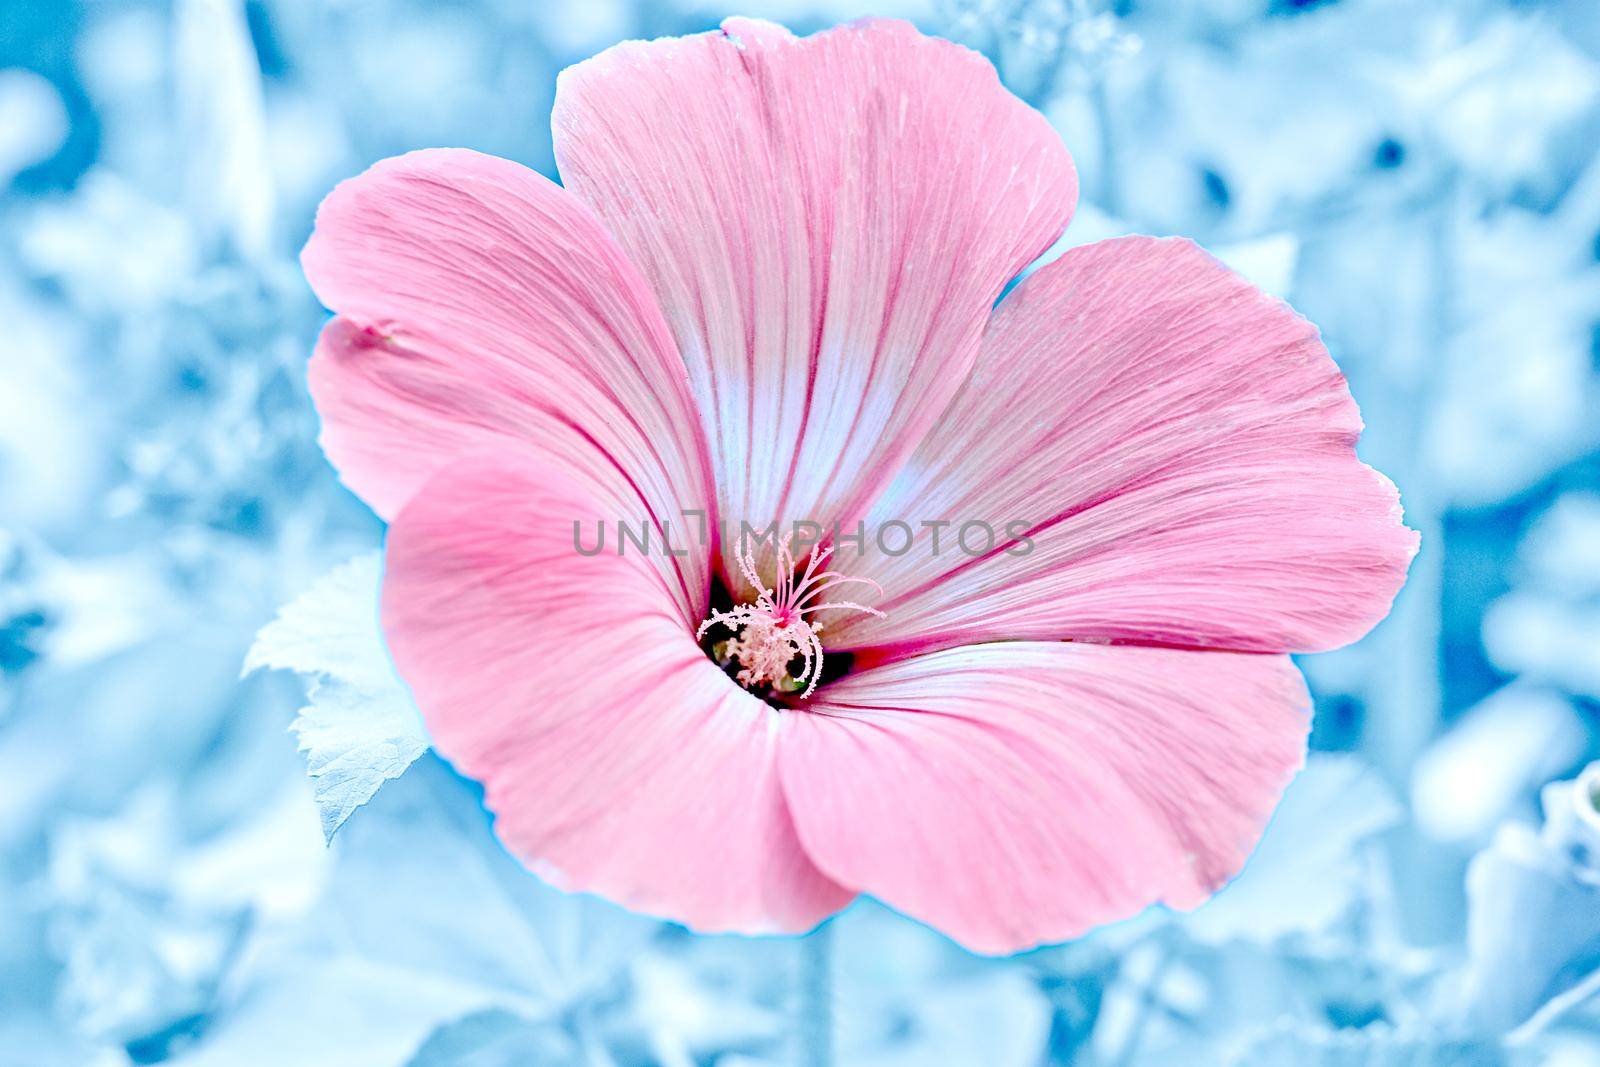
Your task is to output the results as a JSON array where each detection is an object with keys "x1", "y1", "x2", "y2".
[{"x1": 302, "y1": 17, "x2": 1417, "y2": 954}]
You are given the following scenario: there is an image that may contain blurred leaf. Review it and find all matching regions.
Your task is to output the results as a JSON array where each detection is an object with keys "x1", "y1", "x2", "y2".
[
  {"x1": 1182, "y1": 756, "x2": 1403, "y2": 945},
  {"x1": 173, "y1": 0, "x2": 275, "y2": 259},
  {"x1": 403, "y1": 1008, "x2": 581, "y2": 1067},
  {"x1": 1225, "y1": 1019, "x2": 1506, "y2": 1067},
  {"x1": 311, "y1": 757, "x2": 658, "y2": 1009},
  {"x1": 170, "y1": 954, "x2": 508, "y2": 1067},
  {"x1": 1412, "y1": 686, "x2": 1586, "y2": 844},
  {"x1": 1456, "y1": 764, "x2": 1600, "y2": 1034},
  {"x1": 1483, "y1": 493, "x2": 1600, "y2": 697}
]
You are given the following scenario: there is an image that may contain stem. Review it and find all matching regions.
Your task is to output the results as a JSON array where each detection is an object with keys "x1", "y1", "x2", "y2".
[
  {"x1": 1091, "y1": 75, "x2": 1119, "y2": 216},
  {"x1": 1507, "y1": 966, "x2": 1600, "y2": 1046},
  {"x1": 1109, "y1": 943, "x2": 1173, "y2": 1067},
  {"x1": 798, "y1": 921, "x2": 834, "y2": 1067}
]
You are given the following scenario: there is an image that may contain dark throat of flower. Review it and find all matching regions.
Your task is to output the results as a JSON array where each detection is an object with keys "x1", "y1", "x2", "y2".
[{"x1": 696, "y1": 533, "x2": 882, "y2": 707}]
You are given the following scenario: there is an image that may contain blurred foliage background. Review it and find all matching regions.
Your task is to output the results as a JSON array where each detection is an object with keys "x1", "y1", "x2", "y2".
[{"x1": 1, "y1": 0, "x2": 1598, "y2": 1064}]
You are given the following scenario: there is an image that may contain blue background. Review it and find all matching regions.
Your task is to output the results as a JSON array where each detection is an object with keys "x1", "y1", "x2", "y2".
[{"x1": 2, "y1": 0, "x2": 1598, "y2": 1064}]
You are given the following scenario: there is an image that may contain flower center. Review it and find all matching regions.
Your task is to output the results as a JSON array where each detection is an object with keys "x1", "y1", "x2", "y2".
[{"x1": 698, "y1": 532, "x2": 884, "y2": 700}]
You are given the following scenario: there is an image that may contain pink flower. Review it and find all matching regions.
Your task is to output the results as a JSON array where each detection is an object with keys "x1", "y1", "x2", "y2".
[{"x1": 302, "y1": 17, "x2": 1417, "y2": 954}]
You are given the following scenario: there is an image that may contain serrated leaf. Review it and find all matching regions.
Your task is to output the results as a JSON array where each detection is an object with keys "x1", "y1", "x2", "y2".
[
  {"x1": 244, "y1": 552, "x2": 397, "y2": 690},
  {"x1": 245, "y1": 552, "x2": 427, "y2": 841}
]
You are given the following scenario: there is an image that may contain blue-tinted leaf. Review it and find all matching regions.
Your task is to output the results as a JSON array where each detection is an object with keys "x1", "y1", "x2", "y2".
[
  {"x1": 404, "y1": 1008, "x2": 580, "y2": 1067},
  {"x1": 245, "y1": 552, "x2": 426, "y2": 840}
]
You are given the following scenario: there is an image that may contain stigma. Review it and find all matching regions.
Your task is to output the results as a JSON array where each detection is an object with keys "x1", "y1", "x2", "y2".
[{"x1": 697, "y1": 532, "x2": 884, "y2": 699}]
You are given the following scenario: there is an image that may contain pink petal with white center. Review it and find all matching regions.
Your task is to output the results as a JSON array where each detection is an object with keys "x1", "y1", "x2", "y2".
[
  {"x1": 303, "y1": 149, "x2": 714, "y2": 611},
  {"x1": 779, "y1": 643, "x2": 1311, "y2": 954},
  {"x1": 382, "y1": 448, "x2": 851, "y2": 934},
  {"x1": 827, "y1": 236, "x2": 1418, "y2": 655},
  {"x1": 553, "y1": 17, "x2": 1077, "y2": 584}
]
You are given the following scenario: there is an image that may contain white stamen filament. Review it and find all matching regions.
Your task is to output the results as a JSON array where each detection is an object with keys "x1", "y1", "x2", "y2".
[{"x1": 697, "y1": 532, "x2": 884, "y2": 699}]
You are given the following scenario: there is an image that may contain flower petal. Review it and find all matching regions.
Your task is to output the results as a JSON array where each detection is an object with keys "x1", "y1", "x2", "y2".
[
  {"x1": 779, "y1": 642, "x2": 1311, "y2": 955},
  {"x1": 828, "y1": 236, "x2": 1418, "y2": 655},
  {"x1": 382, "y1": 447, "x2": 851, "y2": 935},
  {"x1": 553, "y1": 17, "x2": 1076, "y2": 582},
  {"x1": 303, "y1": 148, "x2": 714, "y2": 606}
]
